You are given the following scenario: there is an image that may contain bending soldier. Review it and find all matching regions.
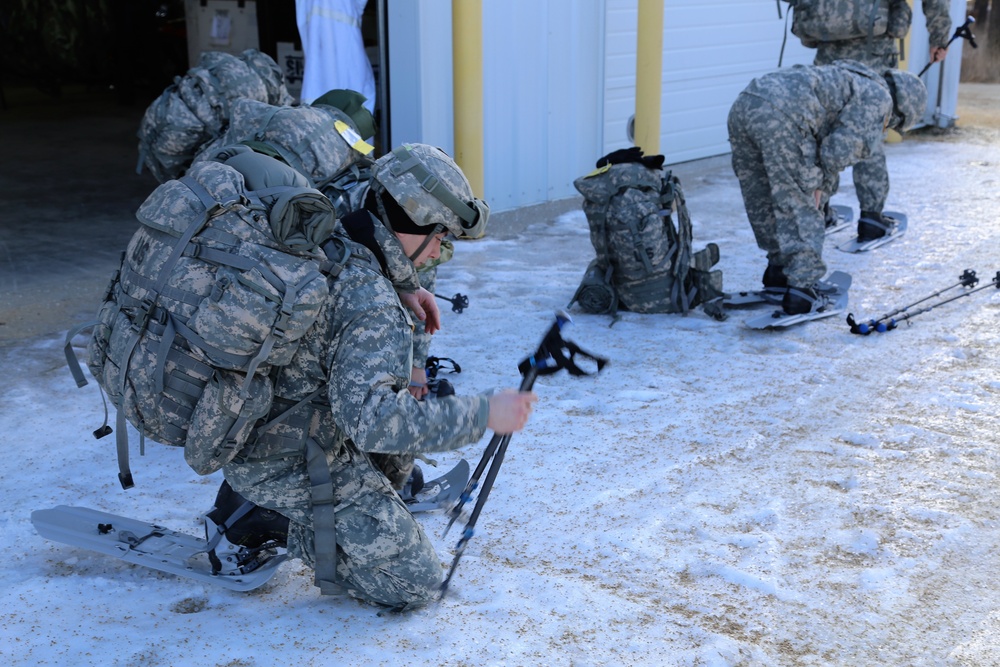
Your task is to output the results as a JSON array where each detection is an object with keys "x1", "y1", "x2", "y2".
[{"x1": 727, "y1": 61, "x2": 927, "y2": 314}]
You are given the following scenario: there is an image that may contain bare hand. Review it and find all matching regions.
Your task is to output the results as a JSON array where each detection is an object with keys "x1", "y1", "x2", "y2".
[
  {"x1": 930, "y1": 46, "x2": 947, "y2": 63},
  {"x1": 487, "y1": 390, "x2": 538, "y2": 434},
  {"x1": 398, "y1": 287, "x2": 442, "y2": 334},
  {"x1": 813, "y1": 190, "x2": 822, "y2": 209},
  {"x1": 408, "y1": 366, "x2": 429, "y2": 399}
]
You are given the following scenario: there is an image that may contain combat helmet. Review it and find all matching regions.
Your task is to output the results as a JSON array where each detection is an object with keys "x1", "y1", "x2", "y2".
[
  {"x1": 883, "y1": 69, "x2": 928, "y2": 132},
  {"x1": 368, "y1": 143, "x2": 489, "y2": 240}
]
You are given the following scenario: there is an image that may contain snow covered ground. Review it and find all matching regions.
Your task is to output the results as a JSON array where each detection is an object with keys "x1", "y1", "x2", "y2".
[{"x1": 2, "y1": 125, "x2": 999, "y2": 666}]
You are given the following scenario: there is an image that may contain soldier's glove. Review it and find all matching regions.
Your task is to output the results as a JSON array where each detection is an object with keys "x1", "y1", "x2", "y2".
[{"x1": 596, "y1": 147, "x2": 665, "y2": 170}]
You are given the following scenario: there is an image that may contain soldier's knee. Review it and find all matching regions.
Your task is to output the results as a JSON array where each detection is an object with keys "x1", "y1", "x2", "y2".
[{"x1": 349, "y1": 532, "x2": 442, "y2": 609}]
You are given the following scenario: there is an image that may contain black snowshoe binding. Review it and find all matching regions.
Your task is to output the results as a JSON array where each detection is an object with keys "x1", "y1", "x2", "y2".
[
  {"x1": 858, "y1": 211, "x2": 891, "y2": 242},
  {"x1": 425, "y1": 356, "x2": 460, "y2": 397},
  {"x1": 782, "y1": 286, "x2": 820, "y2": 315},
  {"x1": 204, "y1": 480, "x2": 289, "y2": 575}
]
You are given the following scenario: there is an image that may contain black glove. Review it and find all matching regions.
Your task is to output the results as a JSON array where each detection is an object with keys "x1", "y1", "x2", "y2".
[{"x1": 596, "y1": 147, "x2": 665, "y2": 170}]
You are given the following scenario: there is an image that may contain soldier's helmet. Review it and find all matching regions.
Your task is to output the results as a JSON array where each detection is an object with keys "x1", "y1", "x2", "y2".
[
  {"x1": 369, "y1": 143, "x2": 489, "y2": 239},
  {"x1": 883, "y1": 69, "x2": 928, "y2": 132}
]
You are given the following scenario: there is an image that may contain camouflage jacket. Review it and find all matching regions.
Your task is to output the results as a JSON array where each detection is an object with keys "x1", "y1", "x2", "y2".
[
  {"x1": 739, "y1": 60, "x2": 892, "y2": 191},
  {"x1": 222, "y1": 231, "x2": 488, "y2": 517},
  {"x1": 783, "y1": 0, "x2": 951, "y2": 49}
]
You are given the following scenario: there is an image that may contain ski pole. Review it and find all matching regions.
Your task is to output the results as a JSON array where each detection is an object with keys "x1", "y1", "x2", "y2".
[
  {"x1": 917, "y1": 16, "x2": 977, "y2": 77},
  {"x1": 879, "y1": 271, "x2": 999, "y2": 331},
  {"x1": 847, "y1": 269, "x2": 978, "y2": 334},
  {"x1": 435, "y1": 291, "x2": 469, "y2": 313},
  {"x1": 439, "y1": 310, "x2": 607, "y2": 599},
  {"x1": 847, "y1": 269, "x2": 979, "y2": 334},
  {"x1": 847, "y1": 270, "x2": 997, "y2": 334}
]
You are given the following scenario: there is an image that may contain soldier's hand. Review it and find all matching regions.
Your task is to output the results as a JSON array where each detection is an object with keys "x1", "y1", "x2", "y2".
[
  {"x1": 487, "y1": 389, "x2": 538, "y2": 434},
  {"x1": 813, "y1": 190, "x2": 822, "y2": 209},
  {"x1": 408, "y1": 366, "x2": 429, "y2": 399},
  {"x1": 399, "y1": 287, "x2": 442, "y2": 334},
  {"x1": 930, "y1": 46, "x2": 947, "y2": 63}
]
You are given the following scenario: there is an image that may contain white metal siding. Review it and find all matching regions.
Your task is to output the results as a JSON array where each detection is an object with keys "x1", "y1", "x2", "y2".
[
  {"x1": 910, "y1": 0, "x2": 968, "y2": 128},
  {"x1": 482, "y1": 0, "x2": 604, "y2": 212},
  {"x1": 603, "y1": 0, "x2": 817, "y2": 164},
  {"x1": 388, "y1": 0, "x2": 603, "y2": 213},
  {"x1": 386, "y1": 0, "x2": 455, "y2": 152},
  {"x1": 386, "y1": 0, "x2": 966, "y2": 213}
]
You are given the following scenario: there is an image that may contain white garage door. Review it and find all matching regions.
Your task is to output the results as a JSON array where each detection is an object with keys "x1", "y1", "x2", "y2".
[{"x1": 604, "y1": 0, "x2": 816, "y2": 164}]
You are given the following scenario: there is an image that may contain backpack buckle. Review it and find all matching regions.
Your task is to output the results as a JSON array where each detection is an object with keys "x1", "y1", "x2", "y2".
[{"x1": 132, "y1": 298, "x2": 156, "y2": 332}]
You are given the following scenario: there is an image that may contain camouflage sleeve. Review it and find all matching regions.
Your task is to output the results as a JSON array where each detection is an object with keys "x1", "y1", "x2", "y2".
[
  {"x1": 818, "y1": 83, "x2": 891, "y2": 175},
  {"x1": 921, "y1": 0, "x2": 953, "y2": 48},
  {"x1": 411, "y1": 265, "x2": 437, "y2": 364},
  {"x1": 325, "y1": 265, "x2": 489, "y2": 456}
]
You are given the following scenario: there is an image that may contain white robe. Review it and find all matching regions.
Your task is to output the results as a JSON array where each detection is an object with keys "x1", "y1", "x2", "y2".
[{"x1": 296, "y1": 0, "x2": 376, "y2": 112}]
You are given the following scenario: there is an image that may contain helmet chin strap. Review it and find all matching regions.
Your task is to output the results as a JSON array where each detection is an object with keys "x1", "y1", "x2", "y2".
[{"x1": 406, "y1": 223, "x2": 444, "y2": 262}]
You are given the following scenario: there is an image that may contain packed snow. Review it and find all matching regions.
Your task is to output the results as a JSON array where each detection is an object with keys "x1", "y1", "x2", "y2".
[{"x1": 2, "y1": 126, "x2": 999, "y2": 666}]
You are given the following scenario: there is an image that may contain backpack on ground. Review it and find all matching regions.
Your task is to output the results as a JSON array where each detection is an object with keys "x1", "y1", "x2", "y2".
[
  {"x1": 137, "y1": 49, "x2": 295, "y2": 183},
  {"x1": 67, "y1": 146, "x2": 351, "y2": 487},
  {"x1": 192, "y1": 98, "x2": 375, "y2": 218},
  {"x1": 789, "y1": 0, "x2": 911, "y2": 47},
  {"x1": 569, "y1": 148, "x2": 724, "y2": 320}
]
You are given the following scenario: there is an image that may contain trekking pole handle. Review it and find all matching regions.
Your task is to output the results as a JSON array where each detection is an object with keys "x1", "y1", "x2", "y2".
[
  {"x1": 435, "y1": 292, "x2": 469, "y2": 313},
  {"x1": 517, "y1": 310, "x2": 573, "y2": 390}
]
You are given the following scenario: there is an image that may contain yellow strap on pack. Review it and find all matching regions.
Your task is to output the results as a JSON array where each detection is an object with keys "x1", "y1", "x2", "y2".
[
  {"x1": 334, "y1": 120, "x2": 374, "y2": 156},
  {"x1": 583, "y1": 163, "x2": 612, "y2": 178}
]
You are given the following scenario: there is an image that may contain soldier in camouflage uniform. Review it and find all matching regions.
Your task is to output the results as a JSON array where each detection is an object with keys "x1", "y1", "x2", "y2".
[
  {"x1": 782, "y1": 0, "x2": 952, "y2": 238},
  {"x1": 208, "y1": 144, "x2": 536, "y2": 609},
  {"x1": 727, "y1": 61, "x2": 927, "y2": 314}
]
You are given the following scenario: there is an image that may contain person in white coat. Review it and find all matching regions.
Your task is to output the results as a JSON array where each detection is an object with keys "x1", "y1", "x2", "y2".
[{"x1": 296, "y1": 0, "x2": 376, "y2": 112}]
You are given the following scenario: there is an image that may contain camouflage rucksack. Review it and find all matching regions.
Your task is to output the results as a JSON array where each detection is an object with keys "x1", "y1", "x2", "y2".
[
  {"x1": 569, "y1": 148, "x2": 724, "y2": 319},
  {"x1": 137, "y1": 49, "x2": 295, "y2": 183},
  {"x1": 67, "y1": 147, "x2": 351, "y2": 487},
  {"x1": 192, "y1": 98, "x2": 375, "y2": 218}
]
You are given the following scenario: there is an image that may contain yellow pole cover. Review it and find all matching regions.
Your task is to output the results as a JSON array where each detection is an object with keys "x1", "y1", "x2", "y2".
[
  {"x1": 635, "y1": 0, "x2": 664, "y2": 155},
  {"x1": 452, "y1": 0, "x2": 485, "y2": 195}
]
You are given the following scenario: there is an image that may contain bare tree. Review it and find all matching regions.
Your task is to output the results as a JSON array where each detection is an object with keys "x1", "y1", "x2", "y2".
[
  {"x1": 990, "y1": 0, "x2": 1000, "y2": 62},
  {"x1": 970, "y1": 0, "x2": 989, "y2": 24}
]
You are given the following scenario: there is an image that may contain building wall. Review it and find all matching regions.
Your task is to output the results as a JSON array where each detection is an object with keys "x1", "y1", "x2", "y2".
[
  {"x1": 386, "y1": 0, "x2": 965, "y2": 214},
  {"x1": 481, "y1": 0, "x2": 605, "y2": 212},
  {"x1": 603, "y1": 1, "x2": 816, "y2": 163}
]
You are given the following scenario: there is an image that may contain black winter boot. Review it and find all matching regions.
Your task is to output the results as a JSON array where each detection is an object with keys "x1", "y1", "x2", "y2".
[
  {"x1": 858, "y1": 211, "x2": 888, "y2": 241},
  {"x1": 822, "y1": 202, "x2": 838, "y2": 229},
  {"x1": 782, "y1": 286, "x2": 818, "y2": 315},
  {"x1": 431, "y1": 378, "x2": 455, "y2": 397},
  {"x1": 370, "y1": 452, "x2": 418, "y2": 491},
  {"x1": 762, "y1": 264, "x2": 788, "y2": 290},
  {"x1": 205, "y1": 480, "x2": 289, "y2": 549}
]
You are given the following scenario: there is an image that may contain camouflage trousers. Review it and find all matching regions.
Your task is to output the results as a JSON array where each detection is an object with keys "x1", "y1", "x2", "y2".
[
  {"x1": 824, "y1": 145, "x2": 889, "y2": 214},
  {"x1": 815, "y1": 38, "x2": 895, "y2": 214},
  {"x1": 727, "y1": 92, "x2": 827, "y2": 287},
  {"x1": 224, "y1": 442, "x2": 441, "y2": 609}
]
